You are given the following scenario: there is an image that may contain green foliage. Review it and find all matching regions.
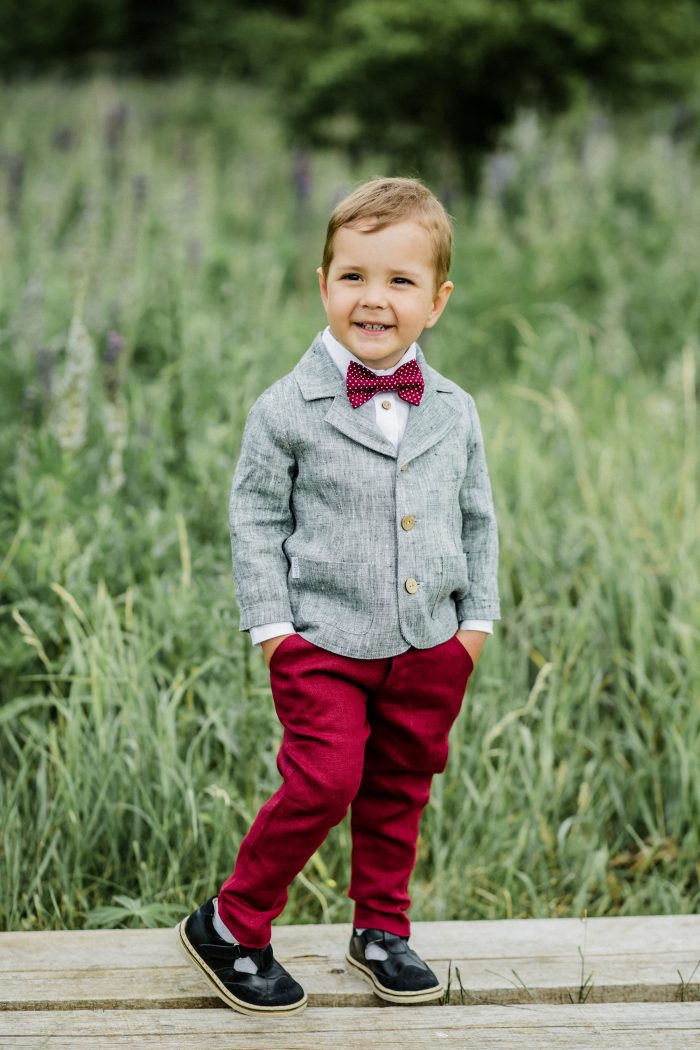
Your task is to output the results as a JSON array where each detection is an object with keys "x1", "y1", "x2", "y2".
[
  {"x1": 2, "y1": 2, "x2": 700, "y2": 183},
  {"x1": 0, "y1": 79, "x2": 699, "y2": 931},
  {"x1": 282, "y1": 0, "x2": 700, "y2": 181},
  {"x1": 0, "y1": 0, "x2": 126, "y2": 72}
]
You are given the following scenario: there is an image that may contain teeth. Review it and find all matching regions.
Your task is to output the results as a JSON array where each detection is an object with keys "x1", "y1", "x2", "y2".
[{"x1": 359, "y1": 323, "x2": 388, "y2": 330}]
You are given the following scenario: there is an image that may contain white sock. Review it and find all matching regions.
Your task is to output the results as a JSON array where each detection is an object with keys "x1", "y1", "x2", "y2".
[
  {"x1": 213, "y1": 897, "x2": 239, "y2": 943},
  {"x1": 212, "y1": 898, "x2": 258, "y2": 974},
  {"x1": 355, "y1": 927, "x2": 388, "y2": 961}
]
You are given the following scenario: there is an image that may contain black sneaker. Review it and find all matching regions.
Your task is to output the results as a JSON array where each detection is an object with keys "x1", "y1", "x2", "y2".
[
  {"x1": 177, "y1": 897, "x2": 307, "y2": 1015},
  {"x1": 346, "y1": 927, "x2": 443, "y2": 1004}
]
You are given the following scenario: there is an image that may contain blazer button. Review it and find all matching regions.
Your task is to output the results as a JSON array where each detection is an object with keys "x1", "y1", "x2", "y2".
[
  {"x1": 405, "y1": 577, "x2": 419, "y2": 594},
  {"x1": 381, "y1": 399, "x2": 391, "y2": 410},
  {"x1": 400, "y1": 463, "x2": 409, "y2": 471},
  {"x1": 401, "y1": 514, "x2": 416, "y2": 531}
]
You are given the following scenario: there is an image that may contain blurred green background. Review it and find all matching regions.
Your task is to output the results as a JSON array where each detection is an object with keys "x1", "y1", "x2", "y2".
[{"x1": 1, "y1": 2, "x2": 699, "y2": 933}]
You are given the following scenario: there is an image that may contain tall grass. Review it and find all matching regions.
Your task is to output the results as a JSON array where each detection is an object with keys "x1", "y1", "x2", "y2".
[{"x1": 1, "y1": 78, "x2": 698, "y2": 931}]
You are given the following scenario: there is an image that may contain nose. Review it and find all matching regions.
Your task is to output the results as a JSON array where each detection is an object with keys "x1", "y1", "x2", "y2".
[{"x1": 360, "y1": 282, "x2": 388, "y2": 309}]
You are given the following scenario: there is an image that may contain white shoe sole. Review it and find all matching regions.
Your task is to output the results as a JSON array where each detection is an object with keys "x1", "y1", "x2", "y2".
[
  {"x1": 177, "y1": 919, "x2": 308, "y2": 1016},
  {"x1": 345, "y1": 950, "x2": 444, "y2": 1004}
]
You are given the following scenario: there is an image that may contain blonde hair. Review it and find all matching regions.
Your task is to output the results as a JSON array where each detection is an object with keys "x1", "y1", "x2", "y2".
[{"x1": 321, "y1": 177, "x2": 452, "y2": 290}]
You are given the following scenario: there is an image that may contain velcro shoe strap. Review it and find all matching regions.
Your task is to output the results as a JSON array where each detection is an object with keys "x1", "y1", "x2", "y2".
[{"x1": 365, "y1": 930, "x2": 410, "y2": 955}]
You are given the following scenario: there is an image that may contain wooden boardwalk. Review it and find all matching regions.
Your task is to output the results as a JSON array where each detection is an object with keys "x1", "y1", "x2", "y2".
[{"x1": 1, "y1": 915, "x2": 699, "y2": 1047}]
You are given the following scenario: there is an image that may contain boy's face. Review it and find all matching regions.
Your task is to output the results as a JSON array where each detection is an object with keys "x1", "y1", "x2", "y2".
[{"x1": 317, "y1": 220, "x2": 453, "y2": 370}]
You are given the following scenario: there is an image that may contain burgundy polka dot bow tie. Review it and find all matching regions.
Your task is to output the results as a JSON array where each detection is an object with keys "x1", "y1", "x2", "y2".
[{"x1": 346, "y1": 359, "x2": 425, "y2": 409}]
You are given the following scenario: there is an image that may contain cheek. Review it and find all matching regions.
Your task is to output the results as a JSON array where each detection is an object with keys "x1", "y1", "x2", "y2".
[
  {"x1": 326, "y1": 287, "x2": 348, "y2": 310},
  {"x1": 326, "y1": 300, "x2": 346, "y2": 323},
  {"x1": 401, "y1": 300, "x2": 433, "y2": 329}
]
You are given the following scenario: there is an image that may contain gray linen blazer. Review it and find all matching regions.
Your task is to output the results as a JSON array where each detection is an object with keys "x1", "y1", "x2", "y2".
[{"x1": 229, "y1": 334, "x2": 500, "y2": 659}]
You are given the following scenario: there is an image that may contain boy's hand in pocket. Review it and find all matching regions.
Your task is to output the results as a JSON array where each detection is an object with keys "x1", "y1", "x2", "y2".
[
  {"x1": 261, "y1": 634, "x2": 295, "y2": 668},
  {"x1": 454, "y1": 630, "x2": 487, "y2": 666}
]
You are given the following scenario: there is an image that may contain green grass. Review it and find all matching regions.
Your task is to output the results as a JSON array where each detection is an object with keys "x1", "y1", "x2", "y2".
[{"x1": 1, "y1": 77, "x2": 698, "y2": 931}]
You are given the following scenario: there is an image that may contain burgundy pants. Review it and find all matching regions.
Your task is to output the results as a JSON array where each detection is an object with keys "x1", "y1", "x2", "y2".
[{"x1": 217, "y1": 633, "x2": 473, "y2": 947}]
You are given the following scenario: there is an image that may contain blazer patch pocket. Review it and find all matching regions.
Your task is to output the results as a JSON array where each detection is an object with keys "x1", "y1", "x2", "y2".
[
  {"x1": 431, "y1": 554, "x2": 470, "y2": 617},
  {"x1": 290, "y1": 558, "x2": 376, "y2": 635}
]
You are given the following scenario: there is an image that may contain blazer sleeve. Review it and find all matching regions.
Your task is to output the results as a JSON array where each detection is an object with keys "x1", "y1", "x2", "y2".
[
  {"x1": 456, "y1": 394, "x2": 501, "y2": 621},
  {"x1": 229, "y1": 391, "x2": 296, "y2": 631}
]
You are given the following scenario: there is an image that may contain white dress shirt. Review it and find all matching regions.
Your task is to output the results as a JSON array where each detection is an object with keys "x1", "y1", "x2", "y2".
[{"x1": 249, "y1": 327, "x2": 493, "y2": 644}]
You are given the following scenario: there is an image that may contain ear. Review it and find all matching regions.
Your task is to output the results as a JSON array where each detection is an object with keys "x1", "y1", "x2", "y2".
[
  {"x1": 424, "y1": 281, "x2": 454, "y2": 329},
  {"x1": 317, "y1": 266, "x2": 329, "y2": 309}
]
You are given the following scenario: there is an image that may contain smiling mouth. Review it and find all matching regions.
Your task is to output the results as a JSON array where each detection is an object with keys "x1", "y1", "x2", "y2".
[{"x1": 355, "y1": 322, "x2": 392, "y2": 332}]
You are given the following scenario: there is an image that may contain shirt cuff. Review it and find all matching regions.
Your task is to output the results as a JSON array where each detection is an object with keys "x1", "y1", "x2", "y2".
[
  {"x1": 458, "y1": 619, "x2": 493, "y2": 635},
  {"x1": 249, "y1": 622, "x2": 296, "y2": 646}
]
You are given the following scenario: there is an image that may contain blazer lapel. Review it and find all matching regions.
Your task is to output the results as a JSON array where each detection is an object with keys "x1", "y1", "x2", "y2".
[
  {"x1": 292, "y1": 337, "x2": 459, "y2": 462},
  {"x1": 323, "y1": 396, "x2": 398, "y2": 459},
  {"x1": 294, "y1": 337, "x2": 397, "y2": 458},
  {"x1": 397, "y1": 345, "x2": 460, "y2": 464}
]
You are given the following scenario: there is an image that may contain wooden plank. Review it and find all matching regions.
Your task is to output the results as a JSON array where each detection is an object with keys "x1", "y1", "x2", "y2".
[
  {"x1": 1, "y1": 1004, "x2": 699, "y2": 1049},
  {"x1": 5, "y1": 915, "x2": 699, "y2": 969},
  {"x1": 1, "y1": 917, "x2": 698, "y2": 1009},
  {"x1": 1, "y1": 954, "x2": 699, "y2": 1010}
]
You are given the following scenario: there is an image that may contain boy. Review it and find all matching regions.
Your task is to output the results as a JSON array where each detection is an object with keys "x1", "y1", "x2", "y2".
[{"x1": 178, "y1": 177, "x2": 500, "y2": 1015}]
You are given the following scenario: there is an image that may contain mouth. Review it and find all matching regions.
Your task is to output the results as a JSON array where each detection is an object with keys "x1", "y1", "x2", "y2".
[{"x1": 354, "y1": 322, "x2": 393, "y2": 333}]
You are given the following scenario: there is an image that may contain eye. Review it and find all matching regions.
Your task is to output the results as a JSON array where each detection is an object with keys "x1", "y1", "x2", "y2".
[
  {"x1": 392, "y1": 276, "x2": 413, "y2": 285},
  {"x1": 340, "y1": 272, "x2": 362, "y2": 281}
]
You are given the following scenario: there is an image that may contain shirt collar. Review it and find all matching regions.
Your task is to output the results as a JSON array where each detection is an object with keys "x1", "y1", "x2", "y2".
[{"x1": 322, "y1": 326, "x2": 417, "y2": 378}]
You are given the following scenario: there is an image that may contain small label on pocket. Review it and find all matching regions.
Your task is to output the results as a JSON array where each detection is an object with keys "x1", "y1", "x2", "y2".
[{"x1": 291, "y1": 557, "x2": 300, "y2": 578}]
